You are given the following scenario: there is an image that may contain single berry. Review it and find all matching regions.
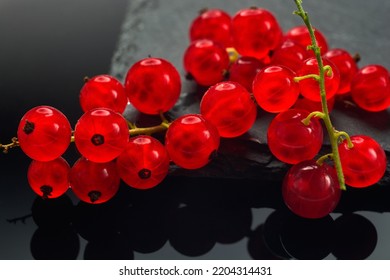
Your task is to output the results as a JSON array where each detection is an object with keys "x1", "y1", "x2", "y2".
[
  {"x1": 293, "y1": 96, "x2": 335, "y2": 113},
  {"x1": 116, "y1": 135, "x2": 170, "y2": 190},
  {"x1": 252, "y1": 65, "x2": 300, "y2": 113},
  {"x1": 79, "y1": 74, "x2": 128, "y2": 113},
  {"x1": 350, "y1": 65, "x2": 390, "y2": 112},
  {"x1": 282, "y1": 159, "x2": 341, "y2": 219},
  {"x1": 74, "y1": 108, "x2": 129, "y2": 163},
  {"x1": 285, "y1": 25, "x2": 328, "y2": 55},
  {"x1": 231, "y1": 7, "x2": 282, "y2": 59},
  {"x1": 269, "y1": 38, "x2": 309, "y2": 73},
  {"x1": 189, "y1": 8, "x2": 232, "y2": 48},
  {"x1": 267, "y1": 109, "x2": 323, "y2": 164},
  {"x1": 17, "y1": 106, "x2": 72, "y2": 161},
  {"x1": 297, "y1": 57, "x2": 340, "y2": 102},
  {"x1": 69, "y1": 157, "x2": 120, "y2": 204},
  {"x1": 125, "y1": 57, "x2": 181, "y2": 114},
  {"x1": 338, "y1": 135, "x2": 387, "y2": 188},
  {"x1": 200, "y1": 81, "x2": 257, "y2": 138},
  {"x1": 165, "y1": 114, "x2": 220, "y2": 169},
  {"x1": 228, "y1": 56, "x2": 265, "y2": 92},
  {"x1": 323, "y1": 48, "x2": 359, "y2": 95},
  {"x1": 27, "y1": 157, "x2": 70, "y2": 199},
  {"x1": 183, "y1": 39, "x2": 230, "y2": 86}
]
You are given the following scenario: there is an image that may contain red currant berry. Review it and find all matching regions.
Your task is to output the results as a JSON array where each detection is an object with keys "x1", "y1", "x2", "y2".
[
  {"x1": 350, "y1": 65, "x2": 390, "y2": 112},
  {"x1": 125, "y1": 57, "x2": 181, "y2": 114},
  {"x1": 338, "y1": 135, "x2": 387, "y2": 188},
  {"x1": 165, "y1": 114, "x2": 220, "y2": 169},
  {"x1": 183, "y1": 39, "x2": 230, "y2": 86},
  {"x1": 74, "y1": 108, "x2": 129, "y2": 163},
  {"x1": 283, "y1": 159, "x2": 341, "y2": 219},
  {"x1": 228, "y1": 56, "x2": 265, "y2": 92},
  {"x1": 323, "y1": 48, "x2": 358, "y2": 95},
  {"x1": 79, "y1": 74, "x2": 128, "y2": 113},
  {"x1": 27, "y1": 157, "x2": 70, "y2": 199},
  {"x1": 200, "y1": 81, "x2": 257, "y2": 138},
  {"x1": 189, "y1": 8, "x2": 232, "y2": 48},
  {"x1": 70, "y1": 157, "x2": 120, "y2": 204},
  {"x1": 293, "y1": 96, "x2": 335, "y2": 113},
  {"x1": 269, "y1": 39, "x2": 309, "y2": 73},
  {"x1": 285, "y1": 25, "x2": 328, "y2": 55},
  {"x1": 252, "y1": 65, "x2": 300, "y2": 113},
  {"x1": 17, "y1": 105, "x2": 72, "y2": 161},
  {"x1": 116, "y1": 135, "x2": 170, "y2": 190},
  {"x1": 267, "y1": 109, "x2": 323, "y2": 164},
  {"x1": 297, "y1": 57, "x2": 340, "y2": 102},
  {"x1": 231, "y1": 7, "x2": 282, "y2": 59}
]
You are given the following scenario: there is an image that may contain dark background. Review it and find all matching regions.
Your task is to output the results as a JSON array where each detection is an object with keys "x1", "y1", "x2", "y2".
[{"x1": 0, "y1": 0, "x2": 389, "y2": 260}]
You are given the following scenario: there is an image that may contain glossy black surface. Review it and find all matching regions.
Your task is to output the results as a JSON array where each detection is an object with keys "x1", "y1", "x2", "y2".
[{"x1": 0, "y1": 0, "x2": 390, "y2": 260}]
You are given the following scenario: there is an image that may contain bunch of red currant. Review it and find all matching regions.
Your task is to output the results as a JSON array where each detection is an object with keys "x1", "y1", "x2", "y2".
[{"x1": 2, "y1": 1, "x2": 388, "y2": 220}]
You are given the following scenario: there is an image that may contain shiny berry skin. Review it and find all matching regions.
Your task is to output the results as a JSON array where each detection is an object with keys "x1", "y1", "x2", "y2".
[
  {"x1": 183, "y1": 39, "x2": 230, "y2": 86},
  {"x1": 17, "y1": 105, "x2": 72, "y2": 161},
  {"x1": 252, "y1": 65, "x2": 300, "y2": 113},
  {"x1": 27, "y1": 157, "x2": 70, "y2": 199},
  {"x1": 350, "y1": 65, "x2": 390, "y2": 112},
  {"x1": 297, "y1": 57, "x2": 340, "y2": 102},
  {"x1": 231, "y1": 7, "x2": 282, "y2": 59},
  {"x1": 285, "y1": 25, "x2": 328, "y2": 55},
  {"x1": 269, "y1": 39, "x2": 309, "y2": 73},
  {"x1": 323, "y1": 48, "x2": 358, "y2": 95},
  {"x1": 70, "y1": 157, "x2": 120, "y2": 204},
  {"x1": 74, "y1": 108, "x2": 129, "y2": 163},
  {"x1": 165, "y1": 114, "x2": 220, "y2": 169},
  {"x1": 79, "y1": 74, "x2": 128, "y2": 113},
  {"x1": 200, "y1": 81, "x2": 257, "y2": 138},
  {"x1": 283, "y1": 159, "x2": 341, "y2": 219},
  {"x1": 338, "y1": 135, "x2": 387, "y2": 188},
  {"x1": 267, "y1": 109, "x2": 323, "y2": 164},
  {"x1": 293, "y1": 96, "x2": 335, "y2": 113},
  {"x1": 116, "y1": 135, "x2": 170, "y2": 190},
  {"x1": 125, "y1": 57, "x2": 181, "y2": 115},
  {"x1": 228, "y1": 56, "x2": 265, "y2": 92},
  {"x1": 189, "y1": 8, "x2": 232, "y2": 48}
]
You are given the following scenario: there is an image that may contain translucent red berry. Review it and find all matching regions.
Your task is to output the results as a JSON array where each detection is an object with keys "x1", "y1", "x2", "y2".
[
  {"x1": 70, "y1": 157, "x2": 120, "y2": 204},
  {"x1": 350, "y1": 65, "x2": 390, "y2": 112},
  {"x1": 125, "y1": 57, "x2": 181, "y2": 114},
  {"x1": 285, "y1": 25, "x2": 328, "y2": 55},
  {"x1": 116, "y1": 135, "x2": 170, "y2": 190},
  {"x1": 269, "y1": 39, "x2": 309, "y2": 73},
  {"x1": 283, "y1": 159, "x2": 341, "y2": 219},
  {"x1": 183, "y1": 39, "x2": 230, "y2": 86},
  {"x1": 297, "y1": 57, "x2": 340, "y2": 102},
  {"x1": 79, "y1": 74, "x2": 128, "y2": 113},
  {"x1": 228, "y1": 56, "x2": 265, "y2": 92},
  {"x1": 200, "y1": 81, "x2": 257, "y2": 138},
  {"x1": 231, "y1": 7, "x2": 282, "y2": 59},
  {"x1": 189, "y1": 8, "x2": 232, "y2": 48},
  {"x1": 165, "y1": 114, "x2": 220, "y2": 169},
  {"x1": 293, "y1": 96, "x2": 335, "y2": 113},
  {"x1": 338, "y1": 135, "x2": 387, "y2": 188},
  {"x1": 252, "y1": 65, "x2": 300, "y2": 113},
  {"x1": 74, "y1": 108, "x2": 129, "y2": 163},
  {"x1": 267, "y1": 109, "x2": 323, "y2": 164},
  {"x1": 323, "y1": 48, "x2": 358, "y2": 95},
  {"x1": 17, "y1": 105, "x2": 72, "y2": 161},
  {"x1": 27, "y1": 157, "x2": 70, "y2": 199}
]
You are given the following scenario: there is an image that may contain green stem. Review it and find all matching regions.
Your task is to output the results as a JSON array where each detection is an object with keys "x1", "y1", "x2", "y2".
[{"x1": 294, "y1": 0, "x2": 347, "y2": 191}]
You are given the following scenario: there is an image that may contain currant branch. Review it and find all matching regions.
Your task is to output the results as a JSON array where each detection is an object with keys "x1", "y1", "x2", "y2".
[{"x1": 293, "y1": 0, "x2": 350, "y2": 191}]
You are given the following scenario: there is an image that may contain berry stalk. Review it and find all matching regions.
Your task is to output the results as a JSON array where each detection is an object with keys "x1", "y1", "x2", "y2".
[{"x1": 293, "y1": 0, "x2": 349, "y2": 191}]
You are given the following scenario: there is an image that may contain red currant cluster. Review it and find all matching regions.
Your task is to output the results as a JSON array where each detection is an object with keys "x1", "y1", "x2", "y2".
[{"x1": 3, "y1": 2, "x2": 388, "y2": 220}]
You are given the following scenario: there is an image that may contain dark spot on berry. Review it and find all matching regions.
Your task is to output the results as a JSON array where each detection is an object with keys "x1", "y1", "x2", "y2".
[
  {"x1": 40, "y1": 185, "x2": 53, "y2": 199},
  {"x1": 138, "y1": 168, "x2": 152, "y2": 179},
  {"x1": 91, "y1": 134, "x2": 104, "y2": 146},
  {"x1": 23, "y1": 120, "x2": 35, "y2": 135},
  {"x1": 88, "y1": 191, "x2": 101, "y2": 203}
]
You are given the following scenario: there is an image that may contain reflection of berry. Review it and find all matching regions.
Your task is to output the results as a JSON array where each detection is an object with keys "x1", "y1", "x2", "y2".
[
  {"x1": 17, "y1": 106, "x2": 72, "y2": 161},
  {"x1": 338, "y1": 135, "x2": 387, "y2": 188},
  {"x1": 282, "y1": 159, "x2": 341, "y2": 219}
]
